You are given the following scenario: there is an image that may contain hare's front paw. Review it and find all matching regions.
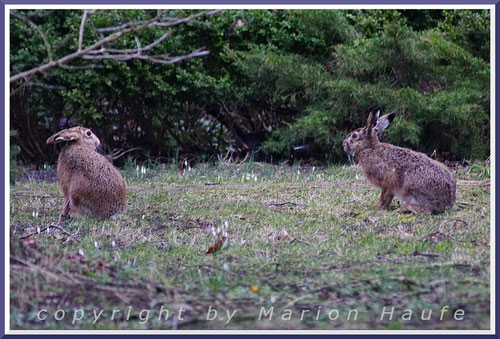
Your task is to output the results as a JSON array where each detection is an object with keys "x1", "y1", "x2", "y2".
[
  {"x1": 375, "y1": 190, "x2": 394, "y2": 210},
  {"x1": 57, "y1": 214, "x2": 72, "y2": 225}
]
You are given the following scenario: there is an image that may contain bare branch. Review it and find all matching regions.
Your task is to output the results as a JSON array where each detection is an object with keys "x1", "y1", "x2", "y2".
[
  {"x1": 27, "y1": 9, "x2": 55, "y2": 19},
  {"x1": 78, "y1": 10, "x2": 93, "y2": 51},
  {"x1": 145, "y1": 48, "x2": 210, "y2": 64},
  {"x1": 87, "y1": 31, "x2": 172, "y2": 55},
  {"x1": 11, "y1": 11, "x2": 53, "y2": 62},
  {"x1": 153, "y1": 9, "x2": 223, "y2": 28},
  {"x1": 11, "y1": 11, "x2": 164, "y2": 83},
  {"x1": 82, "y1": 47, "x2": 210, "y2": 64},
  {"x1": 94, "y1": 9, "x2": 222, "y2": 32},
  {"x1": 134, "y1": 36, "x2": 142, "y2": 55},
  {"x1": 94, "y1": 20, "x2": 148, "y2": 34},
  {"x1": 10, "y1": 9, "x2": 222, "y2": 83}
]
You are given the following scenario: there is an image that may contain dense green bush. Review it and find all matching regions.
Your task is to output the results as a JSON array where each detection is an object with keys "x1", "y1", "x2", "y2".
[
  {"x1": 259, "y1": 23, "x2": 489, "y2": 161},
  {"x1": 10, "y1": 9, "x2": 490, "y2": 165},
  {"x1": 438, "y1": 9, "x2": 490, "y2": 61}
]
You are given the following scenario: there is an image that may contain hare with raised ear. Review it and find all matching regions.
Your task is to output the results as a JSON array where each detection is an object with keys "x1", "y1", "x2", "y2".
[
  {"x1": 342, "y1": 109, "x2": 456, "y2": 214},
  {"x1": 46, "y1": 127, "x2": 126, "y2": 223}
]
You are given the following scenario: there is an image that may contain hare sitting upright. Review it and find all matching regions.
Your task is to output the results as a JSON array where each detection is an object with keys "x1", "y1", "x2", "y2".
[
  {"x1": 47, "y1": 127, "x2": 126, "y2": 222},
  {"x1": 342, "y1": 109, "x2": 456, "y2": 214}
]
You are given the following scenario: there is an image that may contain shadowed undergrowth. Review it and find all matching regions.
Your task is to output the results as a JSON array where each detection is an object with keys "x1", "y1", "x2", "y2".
[{"x1": 10, "y1": 162, "x2": 490, "y2": 330}]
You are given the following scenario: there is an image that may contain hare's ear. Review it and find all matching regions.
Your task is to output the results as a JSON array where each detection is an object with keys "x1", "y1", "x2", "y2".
[
  {"x1": 374, "y1": 112, "x2": 396, "y2": 133},
  {"x1": 46, "y1": 130, "x2": 80, "y2": 144},
  {"x1": 366, "y1": 109, "x2": 380, "y2": 129}
]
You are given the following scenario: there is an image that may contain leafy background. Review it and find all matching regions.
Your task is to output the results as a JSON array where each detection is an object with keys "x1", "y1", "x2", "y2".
[{"x1": 10, "y1": 9, "x2": 490, "y2": 166}]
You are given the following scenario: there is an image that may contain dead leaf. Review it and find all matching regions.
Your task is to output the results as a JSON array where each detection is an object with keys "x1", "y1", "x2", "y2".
[
  {"x1": 206, "y1": 236, "x2": 227, "y2": 255},
  {"x1": 278, "y1": 230, "x2": 292, "y2": 241}
]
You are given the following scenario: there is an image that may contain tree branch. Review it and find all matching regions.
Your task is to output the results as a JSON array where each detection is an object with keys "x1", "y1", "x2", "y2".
[
  {"x1": 78, "y1": 9, "x2": 95, "y2": 51},
  {"x1": 152, "y1": 9, "x2": 223, "y2": 28},
  {"x1": 83, "y1": 46, "x2": 209, "y2": 64},
  {"x1": 10, "y1": 9, "x2": 223, "y2": 83},
  {"x1": 87, "y1": 31, "x2": 172, "y2": 55},
  {"x1": 11, "y1": 11, "x2": 53, "y2": 62}
]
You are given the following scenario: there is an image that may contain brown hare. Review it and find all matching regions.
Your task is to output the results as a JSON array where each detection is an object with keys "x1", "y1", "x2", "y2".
[
  {"x1": 342, "y1": 109, "x2": 456, "y2": 214},
  {"x1": 47, "y1": 127, "x2": 126, "y2": 223}
]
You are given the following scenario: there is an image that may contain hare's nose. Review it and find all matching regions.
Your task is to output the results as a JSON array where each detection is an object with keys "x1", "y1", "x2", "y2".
[{"x1": 342, "y1": 140, "x2": 349, "y2": 152}]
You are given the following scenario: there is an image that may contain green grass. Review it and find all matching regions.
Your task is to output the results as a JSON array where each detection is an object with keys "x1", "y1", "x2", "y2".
[{"x1": 9, "y1": 162, "x2": 490, "y2": 330}]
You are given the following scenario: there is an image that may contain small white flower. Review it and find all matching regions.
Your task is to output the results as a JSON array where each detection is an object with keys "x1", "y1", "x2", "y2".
[
  {"x1": 79, "y1": 249, "x2": 85, "y2": 257},
  {"x1": 223, "y1": 263, "x2": 229, "y2": 271},
  {"x1": 240, "y1": 238, "x2": 246, "y2": 245},
  {"x1": 112, "y1": 240, "x2": 116, "y2": 247},
  {"x1": 142, "y1": 215, "x2": 145, "y2": 220},
  {"x1": 46, "y1": 227, "x2": 50, "y2": 234},
  {"x1": 270, "y1": 295, "x2": 277, "y2": 303},
  {"x1": 224, "y1": 221, "x2": 229, "y2": 229},
  {"x1": 94, "y1": 241, "x2": 99, "y2": 249},
  {"x1": 136, "y1": 165, "x2": 140, "y2": 172},
  {"x1": 141, "y1": 166, "x2": 147, "y2": 175},
  {"x1": 37, "y1": 227, "x2": 40, "y2": 234}
]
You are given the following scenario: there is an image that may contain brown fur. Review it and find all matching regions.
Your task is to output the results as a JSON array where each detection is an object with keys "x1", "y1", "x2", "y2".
[
  {"x1": 47, "y1": 127, "x2": 126, "y2": 220},
  {"x1": 342, "y1": 110, "x2": 456, "y2": 214}
]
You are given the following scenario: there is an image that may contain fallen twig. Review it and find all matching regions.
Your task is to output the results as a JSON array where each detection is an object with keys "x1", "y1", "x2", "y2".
[
  {"x1": 413, "y1": 250, "x2": 439, "y2": 259},
  {"x1": 289, "y1": 238, "x2": 310, "y2": 246},
  {"x1": 19, "y1": 223, "x2": 78, "y2": 242},
  {"x1": 267, "y1": 202, "x2": 305, "y2": 207}
]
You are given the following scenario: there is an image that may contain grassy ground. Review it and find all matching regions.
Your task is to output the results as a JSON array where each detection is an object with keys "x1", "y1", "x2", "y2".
[{"x1": 9, "y1": 161, "x2": 491, "y2": 331}]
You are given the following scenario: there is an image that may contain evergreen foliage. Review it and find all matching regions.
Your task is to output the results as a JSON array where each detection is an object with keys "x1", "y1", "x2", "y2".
[{"x1": 10, "y1": 9, "x2": 490, "y2": 164}]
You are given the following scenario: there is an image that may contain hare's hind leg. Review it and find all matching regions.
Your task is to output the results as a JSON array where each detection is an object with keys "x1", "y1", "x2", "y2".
[
  {"x1": 396, "y1": 204, "x2": 431, "y2": 215},
  {"x1": 376, "y1": 188, "x2": 394, "y2": 209},
  {"x1": 397, "y1": 189, "x2": 433, "y2": 215}
]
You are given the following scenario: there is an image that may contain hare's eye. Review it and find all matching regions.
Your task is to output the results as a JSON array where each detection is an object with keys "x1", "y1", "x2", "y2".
[
  {"x1": 352, "y1": 133, "x2": 358, "y2": 139},
  {"x1": 86, "y1": 131, "x2": 92, "y2": 137}
]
